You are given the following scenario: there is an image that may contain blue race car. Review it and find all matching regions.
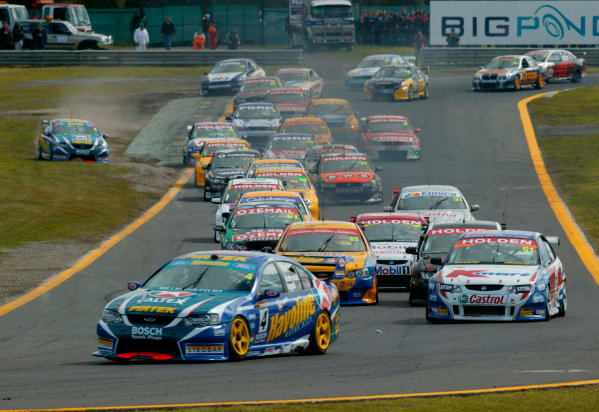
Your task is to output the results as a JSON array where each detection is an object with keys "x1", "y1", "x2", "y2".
[
  {"x1": 93, "y1": 251, "x2": 340, "y2": 361},
  {"x1": 37, "y1": 119, "x2": 109, "y2": 163},
  {"x1": 201, "y1": 59, "x2": 266, "y2": 96},
  {"x1": 472, "y1": 55, "x2": 545, "y2": 91},
  {"x1": 345, "y1": 54, "x2": 407, "y2": 89}
]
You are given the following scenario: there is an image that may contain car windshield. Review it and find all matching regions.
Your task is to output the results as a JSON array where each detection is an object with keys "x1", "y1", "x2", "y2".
[
  {"x1": 266, "y1": 92, "x2": 306, "y2": 103},
  {"x1": 374, "y1": 67, "x2": 411, "y2": 80},
  {"x1": 367, "y1": 120, "x2": 412, "y2": 132},
  {"x1": 309, "y1": 103, "x2": 352, "y2": 116},
  {"x1": 528, "y1": 53, "x2": 547, "y2": 62},
  {"x1": 356, "y1": 58, "x2": 391, "y2": 69},
  {"x1": 279, "y1": 229, "x2": 366, "y2": 252},
  {"x1": 223, "y1": 185, "x2": 283, "y2": 203},
  {"x1": 240, "y1": 80, "x2": 278, "y2": 92},
  {"x1": 485, "y1": 59, "x2": 520, "y2": 70},
  {"x1": 211, "y1": 154, "x2": 258, "y2": 169},
  {"x1": 192, "y1": 126, "x2": 237, "y2": 139},
  {"x1": 212, "y1": 62, "x2": 247, "y2": 74},
  {"x1": 277, "y1": 71, "x2": 309, "y2": 82},
  {"x1": 234, "y1": 107, "x2": 279, "y2": 119},
  {"x1": 364, "y1": 223, "x2": 422, "y2": 242},
  {"x1": 448, "y1": 238, "x2": 540, "y2": 265},
  {"x1": 267, "y1": 138, "x2": 315, "y2": 150},
  {"x1": 202, "y1": 144, "x2": 247, "y2": 157},
  {"x1": 283, "y1": 123, "x2": 327, "y2": 134},
  {"x1": 54, "y1": 122, "x2": 101, "y2": 136},
  {"x1": 311, "y1": 5, "x2": 352, "y2": 18},
  {"x1": 320, "y1": 157, "x2": 372, "y2": 172},
  {"x1": 12, "y1": 7, "x2": 29, "y2": 21},
  {"x1": 144, "y1": 258, "x2": 257, "y2": 292},
  {"x1": 258, "y1": 174, "x2": 311, "y2": 189},
  {"x1": 398, "y1": 195, "x2": 466, "y2": 210},
  {"x1": 73, "y1": 6, "x2": 91, "y2": 25},
  {"x1": 422, "y1": 233, "x2": 462, "y2": 254},
  {"x1": 230, "y1": 207, "x2": 301, "y2": 229}
]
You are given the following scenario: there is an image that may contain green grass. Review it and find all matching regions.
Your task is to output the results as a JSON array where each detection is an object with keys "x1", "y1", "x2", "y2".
[
  {"x1": 131, "y1": 384, "x2": 599, "y2": 411},
  {"x1": 530, "y1": 85, "x2": 599, "y2": 125}
]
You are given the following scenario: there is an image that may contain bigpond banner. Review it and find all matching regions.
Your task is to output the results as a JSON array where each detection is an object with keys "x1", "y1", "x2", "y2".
[{"x1": 430, "y1": 1, "x2": 599, "y2": 45}]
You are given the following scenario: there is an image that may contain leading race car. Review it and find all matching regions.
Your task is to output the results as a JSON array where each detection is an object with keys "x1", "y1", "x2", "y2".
[
  {"x1": 525, "y1": 49, "x2": 587, "y2": 83},
  {"x1": 274, "y1": 68, "x2": 324, "y2": 100},
  {"x1": 203, "y1": 149, "x2": 261, "y2": 201},
  {"x1": 93, "y1": 251, "x2": 340, "y2": 361},
  {"x1": 384, "y1": 185, "x2": 479, "y2": 223},
  {"x1": 275, "y1": 221, "x2": 378, "y2": 305},
  {"x1": 201, "y1": 59, "x2": 265, "y2": 96},
  {"x1": 354, "y1": 213, "x2": 426, "y2": 289},
  {"x1": 233, "y1": 77, "x2": 282, "y2": 108},
  {"x1": 364, "y1": 64, "x2": 429, "y2": 101},
  {"x1": 183, "y1": 122, "x2": 239, "y2": 165},
  {"x1": 358, "y1": 115, "x2": 421, "y2": 161},
  {"x1": 228, "y1": 103, "x2": 282, "y2": 149},
  {"x1": 472, "y1": 55, "x2": 544, "y2": 91},
  {"x1": 427, "y1": 231, "x2": 566, "y2": 322},
  {"x1": 38, "y1": 119, "x2": 109, "y2": 163},
  {"x1": 345, "y1": 54, "x2": 408, "y2": 89}
]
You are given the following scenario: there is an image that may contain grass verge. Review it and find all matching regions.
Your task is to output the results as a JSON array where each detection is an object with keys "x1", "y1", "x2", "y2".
[{"x1": 530, "y1": 85, "x2": 599, "y2": 125}]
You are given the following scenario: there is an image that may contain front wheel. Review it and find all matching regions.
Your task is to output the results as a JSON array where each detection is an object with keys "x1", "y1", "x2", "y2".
[
  {"x1": 514, "y1": 76, "x2": 521, "y2": 91},
  {"x1": 307, "y1": 311, "x2": 331, "y2": 355},
  {"x1": 229, "y1": 316, "x2": 250, "y2": 361},
  {"x1": 535, "y1": 74, "x2": 545, "y2": 89},
  {"x1": 423, "y1": 84, "x2": 430, "y2": 99},
  {"x1": 408, "y1": 86, "x2": 414, "y2": 101},
  {"x1": 37, "y1": 143, "x2": 43, "y2": 160},
  {"x1": 544, "y1": 285, "x2": 551, "y2": 321},
  {"x1": 571, "y1": 69, "x2": 582, "y2": 83}
]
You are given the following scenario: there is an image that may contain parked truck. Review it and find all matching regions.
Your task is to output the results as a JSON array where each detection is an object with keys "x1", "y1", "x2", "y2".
[{"x1": 288, "y1": 0, "x2": 354, "y2": 50}]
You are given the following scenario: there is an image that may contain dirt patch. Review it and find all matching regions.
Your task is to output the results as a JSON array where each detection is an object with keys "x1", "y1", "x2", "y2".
[{"x1": 0, "y1": 79, "x2": 201, "y2": 306}]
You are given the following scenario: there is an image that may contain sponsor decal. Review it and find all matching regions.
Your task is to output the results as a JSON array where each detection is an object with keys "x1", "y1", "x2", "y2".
[
  {"x1": 428, "y1": 228, "x2": 494, "y2": 236},
  {"x1": 256, "y1": 171, "x2": 305, "y2": 177},
  {"x1": 97, "y1": 338, "x2": 113, "y2": 350},
  {"x1": 361, "y1": 218, "x2": 423, "y2": 226},
  {"x1": 128, "y1": 306, "x2": 175, "y2": 314},
  {"x1": 446, "y1": 269, "x2": 532, "y2": 278},
  {"x1": 375, "y1": 266, "x2": 410, "y2": 275},
  {"x1": 455, "y1": 237, "x2": 537, "y2": 247},
  {"x1": 286, "y1": 228, "x2": 361, "y2": 237},
  {"x1": 230, "y1": 183, "x2": 281, "y2": 190},
  {"x1": 185, "y1": 345, "x2": 224, "y2": 355},
  {"x1": 293, "y1": 256, "x2": 338, "y2": 264},
  {"x1": 369, "y1": 117, "x2": 407, "y2": 123},
  {"x1": 181, "y1": 254, "x2": 249, "y2": 262},
  {"x1": 234, "y1": 207, "x2": 298, "y2": 216},
  {"x1": 138, "y1": 297, "x2": 189, "y2": 305},
  {"x1": 459, "y1": 294, "x2": 506, "y2": 305},
  {"x1": 131, "y1": 326, "x2": 163, "y2": 339},
  {"x1": 195, "y1": 124, "x2": 234, "y2": 130},
  {"x1": 151, "y1": 291, "x2": 194, "y2": 298},
  {"x1": 402, "y1": 191, "x2": 460, "y2": 198},
  {"x1": 232, "y1": 231, "x2": 283, "y2": 241},
  {"x1": 322, "y1": 156, "x2": 368, "y2": 162},
  {"x1": 266, "y1": 294, "x2": 316, "y2": 343}
]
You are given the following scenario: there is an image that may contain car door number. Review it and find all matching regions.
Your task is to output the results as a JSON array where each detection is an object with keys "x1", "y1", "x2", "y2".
[{"x1": 258, "y1": 308, "x2": 269, "y2": 333}]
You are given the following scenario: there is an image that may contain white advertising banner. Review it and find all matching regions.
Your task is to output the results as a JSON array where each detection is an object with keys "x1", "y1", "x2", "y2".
[{"x1": 430, "y1": 1, "x2": 599, "y2": 45}]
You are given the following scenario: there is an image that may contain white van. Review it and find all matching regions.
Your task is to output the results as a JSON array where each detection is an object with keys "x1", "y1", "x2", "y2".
[
  {"x1": 0, "y1": 3, "x2": 29, "y2": 30},
  {"x1": 41, "y1": 4, "x2": 92, "y2": 32}
]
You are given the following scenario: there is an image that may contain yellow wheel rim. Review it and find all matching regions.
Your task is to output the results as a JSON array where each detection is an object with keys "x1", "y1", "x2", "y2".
[
  {"x1": 231, "y1": 318, "x2": 249, "y2": 356},
  {"x1": 539, "y1": 75, "x2": 544, "y2": 87},
  {"x1": 515, "y1": 77, "x2": 520, "y2": 90},
  {"x1": 315, "y1": 313, "x2": 331, "y2": 351}
]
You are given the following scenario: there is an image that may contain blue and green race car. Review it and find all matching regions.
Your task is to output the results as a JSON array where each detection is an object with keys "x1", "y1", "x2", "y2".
[{"x1": 37, "y1": 119, "x2": 109, "y2": 163}]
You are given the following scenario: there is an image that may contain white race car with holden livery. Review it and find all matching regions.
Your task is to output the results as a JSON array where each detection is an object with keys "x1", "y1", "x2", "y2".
[
  {"x1": 427, "y1": 231, "x2": 566, "y2": 322},
  {"x1": 353, "y1": 212, "x2": 427, "y2": 289},
  {"x1": 274, "y1": 68, "x2": 324, "y2": 100},
  {"x1": 384, "y1": 185, "x2": 479, "y2": 223}
]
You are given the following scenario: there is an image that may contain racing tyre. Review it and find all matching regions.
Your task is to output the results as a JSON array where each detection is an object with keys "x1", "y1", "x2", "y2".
[
  {"x1": 229, "y1": 316, "x2": 250, "y2": 361},
  {"x1": 48, "y1": 143, "x2": 54, "y2": 161},
  {"x1": 571, "y1": 69, "x2": 582, "y2": 83},
  {"x1": 307, "y1": 311, "x2": 331, "y2": 355},
  {"x1": 106, "y1": 356, "x2": 130, "y2": 363},
  {"x1": 425, "y1": 306, "x2": 439, "y2": 323},
  {"x1": 203, "y1": 188, "x2": 209, "y2": 201},
  {"x1": 408, "y1": 86, "x2": 414, "y2": 101},
  {"x1": 372, "y1": 278, "x2": 379, "y2": 305},
  {"x1": 544, "y1": 285, "x2": 551, "y2": 321},
  {"x1": 558, "y1": 281, "x2": 567, "y2": 317},
  {"x1": 37, "y1": 143, "x2": 43, "y2": 160},
  {"x1": 535, "y1": 74, "x2": 545, "y2": 89},
  {"x1": 423, "y1": 84, "x2": 430, "y2": 99},
  {"x1": 214, "y1": 230, "x2": 221, "y2": 242},
  {"x1": 408, "y1": 289, "x2": 423, "y2": 306},
  {"x1": 514, "y1": 76, "x2": 521, "y2": 91}
]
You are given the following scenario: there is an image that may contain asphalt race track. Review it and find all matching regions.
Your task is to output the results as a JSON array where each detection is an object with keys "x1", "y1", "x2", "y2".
[{"x1": 1, "y1": 63, "x2": 599, "y2": 410}]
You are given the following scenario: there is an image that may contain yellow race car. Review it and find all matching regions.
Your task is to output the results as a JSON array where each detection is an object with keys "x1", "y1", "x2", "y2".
[
  {"x1": 307, "y1": 98, "x2": 359, "y2": 139},
  {"x1": 194, "y1": 139, "x2": 250, "y2": 187},
  {"x1": 364, "y1": 64, "x2": 429, "y2": 101},
  {"x1": 254, "y1": 168, "x2": 319, "y2": 220},
  {"x1": 246, "y1": 158, "x2": 305, "y2": 178},
  {"x1": 275, "y1": 221, "x2": 378, "y2": 305},
  {"x1": 280, "y1": 116, "x2": 332, "y2": 145}
]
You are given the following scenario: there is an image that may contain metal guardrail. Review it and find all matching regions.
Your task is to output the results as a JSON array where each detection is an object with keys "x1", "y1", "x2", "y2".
[
  {"x1": 0, "y1": 50, "x2": 302, "y2": 67},
  {"x1": 421, "y1": 47, "x2": 599, "y2": 69}
]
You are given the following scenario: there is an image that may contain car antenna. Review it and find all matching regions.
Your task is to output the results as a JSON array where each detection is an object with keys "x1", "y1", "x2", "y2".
[{"x1": 501, "y1": 189, "x2": 509, "y2": 229}]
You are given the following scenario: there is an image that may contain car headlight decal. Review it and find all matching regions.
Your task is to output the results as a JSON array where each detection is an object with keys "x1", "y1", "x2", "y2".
[
  {"x1": 102, "y1": 309, "x2": 123, "y2": 324},
  {"x1": 182, "y1": 313, "x2": 220, "y2": 327}
]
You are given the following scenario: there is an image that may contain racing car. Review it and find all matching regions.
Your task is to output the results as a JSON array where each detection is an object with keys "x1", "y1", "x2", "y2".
[
  {"x1": 274, "y1": 68, "x2": 324, "y2": 100},
  {"x1": 303, "y1": 144, "x2": 359, "y2": 173},
  {"x1": 426, "y1": 231, "x2": 566, "y2": 322},
  {"x1": 38, "y1": 119, "x2": 109, "y2": 163},
  {"x1": 213, "y1": 178, "x2": 285, "y2": 242},
  {"x1": 194, "y1": 139, "x2": 251, "y2": 187},
  {"x1": 201, "y1": 58, "x2": 265, "y2": 96},
  {"x1": 312, "y1": 153, "x2": 383, "y2": 204},
  {"x1": 275, "y1": 221, "x2": 378, "y2": 305},
  {"x1": 263, "y1": 133, "x2": 317, "y2": 161},
  {"x1": 218, "y1": 202, "x2": 307, "y2": 251},
  {"x1": 384, "y1": 185, "x2": 479, "y2": 223},
  {"x1": 472, "y1": 55, "x2": 544, "y2": 91},
  {"x1": 526, "y1": 49, "x2": 587, "y2": 83},
  {"x1": 307, "y1": 99, "x2": 359, "y2": 141},
  {"x1": 364, "y1": 64, "x2": 429, "y2": 101},
  {"x1": 183, "y1": 122, "x2": 239, "y2": 165},
  {"x1": 280, "y1": 117, "x2": 332, "y2": 145},
  {"x1": 227, "y1": 103, "x2": 282, "y2": 149},
  {"x1": 93, "y1": 251, "x2": 340, "y2": 361},
  {"x1": 354, "y1": 213, "x2": 426, "y2": 289},
  {"x1": 238, "y1": 190, "x2": 313, "y2": 222},
  {"x1": 358, "y1": 115, "x2": 421, "y2": 161},
  {"x1": 264, "y1": 88, "x2": 311, "y2": 119},
  {"x1": 246, "y1": 158, "x2": 306, "y2": 178},
  {"x1": 345, "y1": 54, "x2": 408, "y2": 89},
  {"x1": 233, "y1": 77, "x2": 282, "y2": 108},
  {"x1": 203, "y1": 149, "x2": 261, "y2": 201},
  {"x1": 406, "y1": 220, "x2": 503, "y2": 305}
]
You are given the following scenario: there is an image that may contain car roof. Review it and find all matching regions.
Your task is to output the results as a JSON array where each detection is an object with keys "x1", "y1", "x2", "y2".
[
  {"x1": 266, "y1": 88, "x2": 306, "y2": 94},
  {"x1": 287, "y1": 220, "x2": 358, "y2": 230},
  {"x1": 356, "y1": 212, "x2": 425, "y2": 223},
  {"x1": 228, "y1": 178, "x2": 282, "y2": 186},
  {"x1": 270, "y1": 133, "x2": 315, "y2": 140},
  {"x1": 460, "y1": 230, "x2": 537, "y2": 240},
  {"x1": 367, "y1": 115, "x2": 409, "y2": 122},
  {"x1": 277, "y1": 68, "x2": 311, "y2": 73},
  {"x1": 252, "y1": 159, "x2": 303, "y2": 165},
  {"x1": 427, "y1": 221, "x2": 501, "y2": 231},
  {"x1": 192, "y1": 122, "x2": 233, "y2": 127},
  {"x1": 53, "y1": 118, "x2": 94, "y2": 124},
  {"x1": 321, "y1": 152, "x2": 368, "y2": 159},
  {"x1": 363, "y1": 54, "x2": 401, "y2": 59},
  {"x1": 218, "y1": 58, "x2": 252, "y2": 64},
  {"x1": 236, "y1": 102, "x2": 277, "y2": 109},
  {"x1": 402, "y1": 185, "x2": 462, "y2": 193}
]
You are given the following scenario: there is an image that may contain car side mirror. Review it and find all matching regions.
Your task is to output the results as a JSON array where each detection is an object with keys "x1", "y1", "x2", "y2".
[
  {"x1": 375, "y1": 165, "x2": 383, "y2": 172},
  {"x1": 430, "y1": 257, "x2": 444, "y2": 266},
  {"x1": 41, "y1": 119, "x2": 50, "y2": 128},
  {"x1": 222, "y1": 212, "x2": 230, "y2": 222},
  {"x1": 211, "y1": 197, "x2": 221, "y2": 204},
  {"x1": 405, "y1": 247, "x2": 418, "y2": 255},
  {"x1": 127, "y1": 281, "x2": 140, "y2": 291},
  {"x1": 470, "y1": 204, "x2": 480, "y2": 212},
  {"x1": 187, "y1": 125, "x2": 193, "y2": 131},
  {"x1": 414, "y1": 128, "x2": 421, "y2": 133},
  {"x1": 262, "y1": 288, "x2": 280, "y2": 299},
  {"x1": 202, "y1": 164, "x2": 210, "y2": 170},
  {"x1": 102, "y1": 134, "x2": 108, "y2": 139},
  {"x1": 213, "y1": 225, "x2": 224, "y2": 232},
  {"x1": 383, "y1": 206, "x2": 392, "y2": 212},
  {"x1": 261, "y1": 246, "x2": 274, "y2": 254},
  {"x1": 204, "y1": 72, "x2": 209, "y2": 75},
  {"x1": 193, "y1": 153, "x2": 201, "y2": 159},
  {"x1": 225, "y1": 116, "x2": 232, "y2": 121}
]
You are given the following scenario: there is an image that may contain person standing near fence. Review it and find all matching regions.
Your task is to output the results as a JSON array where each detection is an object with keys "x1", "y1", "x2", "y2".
[
  {"x1": 130, "y1": 7, "x2": 146, "y2": 35},
  {"x1": 12, "y1": 22, "x2": 24, "y2": 50},
  {"x1": 208, "y1": 22, "x2": 218, "y2": 50},
  {"x1": 32, "y1": 22, "x2": 46, "y2": 50},
  {"x1": 202, "y1": 14, "x2": 211, "y2": 34},
  {"x1": 414, "y1": 30, "x2": 425, "y2": 65},
  {"x1": 226, "y1": 28, "x2": 240, "y2": 50},
  {"x1": 446, "y1": 28, "x2": 460, "y2": 47},
  {"x1": 134, "y1": 23, "x2": 149, "y2": 51},
  {"x1": 0, "y1": 21, "x2": 12, "y2": 50},
  {"x1": 160, "y1": 16, "x2": 176, "y2": 50},
  {"x1": 193, "y1": 28, "x2": 206, "y2": 50}
]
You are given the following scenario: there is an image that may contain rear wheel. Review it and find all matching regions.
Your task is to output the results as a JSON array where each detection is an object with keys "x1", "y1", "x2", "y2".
[
  {"x1": 203, "y1": 188, "x2": 209, "y2": 201},
  {"x1": 408, "y1": 86, "x2": 414, "y2": 101},
  {"x1": 229, "y1": 316, "x2": 250, "y2": 361},
  {"x1": 37, "y1": 143, "x2": 43, "y2": 160},
  {"x1": 571, "y1": 69, "x2": 582, "y2": 83},
  {"x1": 423, "y1": 84, "x2": 430, "y2": 99},
  {"x1": 544, "y1": 285, "x2": 551, "y2": 321},
  {"x1": 307, "y1": 311, "x2": 331, "y2": 355},
  {"x1": 558, "y1": 281, "x2": 567, "y2": 317},
  {"x1": 535, "y1": 74, "x2": 545, "y2": 89}
]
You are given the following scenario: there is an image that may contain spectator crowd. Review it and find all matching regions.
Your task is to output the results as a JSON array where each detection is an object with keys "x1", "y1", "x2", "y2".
[{"x1": 356, "y1": 8, "x2": 429, "y2": 47}]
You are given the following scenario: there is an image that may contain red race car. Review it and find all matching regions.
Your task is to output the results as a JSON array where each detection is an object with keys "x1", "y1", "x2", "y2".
[
  {"x1": 264, "y1": 88, "x2": 311, "y2": 119},
  {"x1": 526, "y1": 49, "x2": 587, "y2": 83},
  {"x1": 359, "y1": 115, "x2": 421, "y2": 161}
]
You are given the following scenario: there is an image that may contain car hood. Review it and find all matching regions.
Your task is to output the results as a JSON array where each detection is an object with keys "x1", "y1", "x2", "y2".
[
  {"x1": 364, "y1": 131, "x2": 416, "y2": 143},
  {"x1": 235, "y1": 90, "x2": 268, "y2": 100},
  {"x1": 211, "y1": 167, "x2": 248, "y2": 179},
  {"x1": 321, "y1": 171, "x2": 375, "y2": 183},
  {"x1": 318, "y1": 114, "x2": 349, "y2": 124},
  {"x1": 207, "y1": 72, "x2": 243, "y2": 82},
  {"x1": 231, "y1": 228, "x2": 284, "y2": 243},
  {"x1": 371, "y1": 241, "x2": 417, "y2": 259},
  {"x1": 368, "y1": 78, "x2": 404, "y2": 86},
  {"x1": 110, "y1": 289, "x2": 247, "y2": 317},
  {"x1": 347, "y1": 67, "x2": 379, "y2": 77},
  {"x1": 438, "y1": 264, "x2": 540, "y2": 286},
  {"x1": 234, "y1": 119, "x2": 279, "y2": 128},
  {"x1": 278, "y1": 252, "x2": 367, "y2": 271},
  {"x1": 54, "y1": 133, "x2": 103, "y2": 146},
  {"x1": 268, "y1": 149, "x2": 307, "y2": 160},
  {"x1": 411, "y1": 209, "x2": 472, "y2": 223}
]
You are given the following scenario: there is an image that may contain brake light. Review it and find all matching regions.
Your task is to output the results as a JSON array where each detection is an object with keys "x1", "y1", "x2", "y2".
[{"x1": 78, "y1": 28, "x2": 84, "y2": 32}]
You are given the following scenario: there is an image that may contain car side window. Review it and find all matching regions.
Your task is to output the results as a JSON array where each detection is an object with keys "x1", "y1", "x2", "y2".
[
  {"x1": 548, "y1": 53, "x2": 561, "y2": 63},
  {"x1": 258, "y1": 263, "x2": 284, "y2": 296},
  {"x1": 537, "y1": 240, "x2": 552, "y2": 266},
  {"x1": 291, "y1": 263, "x2": 313, "y2": 289},
  {"x1": 275, "y1": 262, "x2": 303, "y2": 293},
  {"x1": 542, "y1": 238, "x2": 556, "y2": 263},
  {"x1": 521, "y1": 59, "x2": 529, "y2": 68}
]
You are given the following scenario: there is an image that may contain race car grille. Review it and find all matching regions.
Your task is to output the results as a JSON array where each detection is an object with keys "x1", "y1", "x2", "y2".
[
  {"x1": 117, "y1": 338, "x2": 180, "y2": 356},
  {"x1": 481, "y1": 83, "x2": 498, "y2": 90},
  {"x1": 379, "y1": 141, "x2": 411, "y2": 147},
  {"x1": 378, "y1": 275, "x2": 409, "y2": 288},
  {"x1": 244, "y1": 135, "x2": 270, "y2": 148},
  {"x1": 482, "y1": 74, "x2": 498, "y2": 80},
  {"x1": 462, "y1": 306, "x2": 506, "y2": 316},
  {"x1": 303, "y1": 266, "x2": 335, "y2": 278},
  {"x1": 377, "y1": 260, "x2": 408, "y2": 265},
  {"x1": 72, "y1": 143, "x2": 93, "y2": 149},
  {"x1": 127, "y1": 314, "x2": 176, "y2": 326},
  {"x1": 465, "y1": 285, "x2": 504, "y2": 292},
  {"x1": 244, "y1": 240, "x2": 278, "y2": 250}
]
